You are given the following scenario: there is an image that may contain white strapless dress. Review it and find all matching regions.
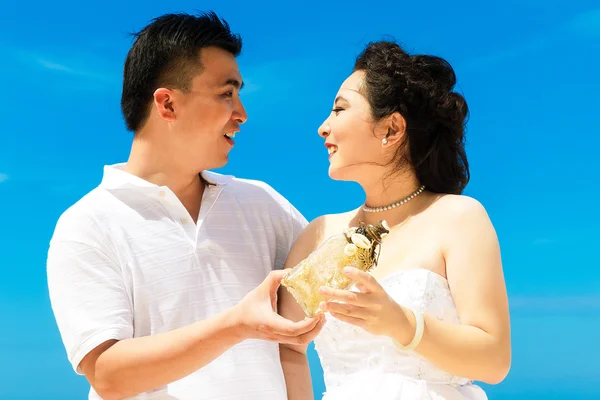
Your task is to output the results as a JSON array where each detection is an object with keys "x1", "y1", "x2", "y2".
[{"x1": 313, "y1": 268, "x2": 488, "y2": 400}]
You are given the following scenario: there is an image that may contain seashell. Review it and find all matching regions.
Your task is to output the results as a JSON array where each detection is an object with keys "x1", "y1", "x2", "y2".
[
  {"x1": 344, "y1": 243, "x2": 358, "y2": 256},
  {"x1": 381, "y1": 220, "x2": 390, "y2": 231},
  {"x1": 351, "y1": 233, "x2": 371, "y2": 249}
]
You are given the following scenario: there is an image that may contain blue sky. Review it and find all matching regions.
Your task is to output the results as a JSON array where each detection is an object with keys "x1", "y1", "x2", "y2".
[{"x1": 1, "y1": 1, "x2": 599, "y2": 399}]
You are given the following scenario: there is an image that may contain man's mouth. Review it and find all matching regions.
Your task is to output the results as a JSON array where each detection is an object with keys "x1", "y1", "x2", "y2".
[{"x1": 326, "y1": 145, "x2": 338, "y2": 156}]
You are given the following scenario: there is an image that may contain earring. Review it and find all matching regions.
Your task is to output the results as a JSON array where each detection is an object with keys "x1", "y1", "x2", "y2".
[{"x1": 382, "y1": 138, "x2": 388, "y2": 145}]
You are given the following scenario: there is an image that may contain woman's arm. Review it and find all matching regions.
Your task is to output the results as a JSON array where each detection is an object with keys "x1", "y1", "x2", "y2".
[
  {"x1": 319, "y1": 197, "x2": 511, "y2": 384},
  {"x1": 392, "y1": 197, "x2": 511, "y2": 383}
]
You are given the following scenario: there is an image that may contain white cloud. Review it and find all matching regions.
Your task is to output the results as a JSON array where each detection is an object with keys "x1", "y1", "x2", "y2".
[
  {"x1": 31, "y1": 55, "x2": 116, "y2": 84},
  {"x1": 459, "y1": 8, "x2": 599, "y2": 71},
  {"x1": 458, "y1": 32, "x2": 554, "y2": 72},
  {"x1": 568, "y1": 8, "x2": 600, "y2": 37},
  {"x1": 35, "y1": 59, "x2": 74, "y2": 73},
  {"x1": 1, "y1": 42, "x2": 118, "y2": 87},
  {"x1": 239, "y1": 55, "x2": 340, "y2": 96}
]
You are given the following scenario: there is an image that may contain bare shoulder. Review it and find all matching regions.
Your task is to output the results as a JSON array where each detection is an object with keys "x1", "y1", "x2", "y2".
[
  {"x1": 285, "y1": 209, "x2": 358, "y2": 267},
  {"x1": 430, "y1": 194, "x2": 491, "y2": 223},
  {"x1": 299, "y1": 211, "x2": 352, "y2": 245},
  {"x1": 306, "y1": 209, "x2": 357, "y2": 236},
  {"x1": 433, "y1": 194, "x2": 486, "y2": 213},
  {"x1": 427, "y1": 194, "x2": 498, "y2": 250}
]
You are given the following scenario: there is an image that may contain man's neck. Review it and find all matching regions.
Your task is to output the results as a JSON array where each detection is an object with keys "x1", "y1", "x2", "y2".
[{"x1": 124, "y1": 135, "x2": 206, "y2": 222}]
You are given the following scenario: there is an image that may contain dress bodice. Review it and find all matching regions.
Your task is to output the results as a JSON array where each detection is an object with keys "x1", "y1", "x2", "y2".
[{"x1": 313, "y1": 268, "x2": 487, "y2": 400}]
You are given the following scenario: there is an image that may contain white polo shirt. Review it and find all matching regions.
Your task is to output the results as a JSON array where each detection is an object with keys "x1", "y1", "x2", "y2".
[{"x1": 46, "y1": 163, "x2": 308, "y2": 400}]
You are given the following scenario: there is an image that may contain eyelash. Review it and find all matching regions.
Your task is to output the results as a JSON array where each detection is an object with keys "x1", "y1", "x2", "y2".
[{"x1": 332, "y1": 107, "x2": 343, "y2": 114}]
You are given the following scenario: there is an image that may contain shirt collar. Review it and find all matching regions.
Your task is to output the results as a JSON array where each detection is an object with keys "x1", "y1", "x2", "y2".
[{"x1": 100, "y1": 163, "x2": 233, "y2": 190}]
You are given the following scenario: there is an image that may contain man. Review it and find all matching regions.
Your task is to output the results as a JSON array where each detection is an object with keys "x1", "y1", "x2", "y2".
[{"x1": 47, "y1": 11, "x2": 322, "y2": 400}]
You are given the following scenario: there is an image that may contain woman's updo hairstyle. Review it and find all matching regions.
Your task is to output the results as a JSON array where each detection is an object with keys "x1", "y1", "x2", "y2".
[{"x1": 354, "y1": 40, "x2": 470, "y2": 194}]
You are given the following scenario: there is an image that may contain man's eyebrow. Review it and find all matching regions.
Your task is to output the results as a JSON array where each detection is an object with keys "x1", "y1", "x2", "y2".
[{"x1": 221, "y1": 78, "x2": 244, "y2": 90}]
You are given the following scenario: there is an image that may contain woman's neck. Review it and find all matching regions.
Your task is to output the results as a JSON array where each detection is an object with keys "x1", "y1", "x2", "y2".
[
  {"x1": 363, "y1": 171, "x2": 421, "y2": 208},
  {"x1": 357, "y1": 171, "x2": 427, "y2": 226}
]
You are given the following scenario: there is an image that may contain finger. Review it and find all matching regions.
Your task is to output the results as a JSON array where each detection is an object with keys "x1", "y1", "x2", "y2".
[
  {"x1": 283, "y1": 317, "x2": 326, "y2": 344},
  {"x1": 354, "y1": 281, "x2": 369, "y2": 293},
  {"x1": 265, "y1": 318, "x2": 326, "y2": 345},
  {"x1": 343, "y1": 267, "x2": 381, "y2": 292},
  {"x1": 265, "y1": 269, "x2": 288, "y2": 292},
  {"x1": 320, "y1": 301, "x2": 369, "y2": 320},
  {"x1": 263, "y1": 313, "x2": 322, "y2": 337},
  {"x1": 329, "y1": 311, "x2": 365, "y2": 328},
  {"x1": 296, "y1": 317, "x2": 326, "y2": 343},
  {"x1": 319, "y1": 286, "x2": 369, "y2": 306}
]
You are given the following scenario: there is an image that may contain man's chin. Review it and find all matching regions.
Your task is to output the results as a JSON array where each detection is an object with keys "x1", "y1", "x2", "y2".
[
  {"x1": 199, "y1": 154, "x2": 229, "y2": 172},
  {"x1": 213, "y1": 156, "x2": 229, "y2": 170}
]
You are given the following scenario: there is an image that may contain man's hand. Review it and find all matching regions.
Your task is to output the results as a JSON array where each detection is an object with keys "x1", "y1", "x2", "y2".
[{"x1": 233, "y1": 269, "x2": 325, "y2": 345}]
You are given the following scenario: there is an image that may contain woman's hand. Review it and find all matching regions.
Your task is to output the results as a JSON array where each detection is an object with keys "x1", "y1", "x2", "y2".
[{"x1": 319, "y1": 267, "x2": 412, "y2": 342}]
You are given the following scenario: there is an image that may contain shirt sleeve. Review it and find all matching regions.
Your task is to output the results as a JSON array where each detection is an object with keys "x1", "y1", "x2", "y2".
[
  {"x1": 287, "y1": 202, "x2": 309, "y2": 247},
  {"x1": 47, "y1": 223, "x2": 133, "y2": 375},
  {"x1": 246, "y1": 180, "x2": 309, "y2": 271},
  {"x1": 273, "y1": 200, "x2": 308, "y2": 271}
]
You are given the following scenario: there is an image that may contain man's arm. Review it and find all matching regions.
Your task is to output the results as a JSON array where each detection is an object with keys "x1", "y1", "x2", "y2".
[
  {"x1": 48, "y1": 236, "x2": 322, "y2": 400},
  {"x1": 278, "y1": 216, "x2": 328, "y2": 400},
  {"x1": 79, "y1": 311, "x2": 242, "y2": 400}
]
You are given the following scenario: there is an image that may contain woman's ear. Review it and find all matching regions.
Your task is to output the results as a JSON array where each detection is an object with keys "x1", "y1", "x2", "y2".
[{"x1": 381, "y1": 112, "x2": 406, "y2": 146}]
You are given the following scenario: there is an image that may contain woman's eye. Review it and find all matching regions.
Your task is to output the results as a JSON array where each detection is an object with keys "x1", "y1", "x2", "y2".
[{"x1": 332, "y1": 108, "x2": 344, "y2": 114}]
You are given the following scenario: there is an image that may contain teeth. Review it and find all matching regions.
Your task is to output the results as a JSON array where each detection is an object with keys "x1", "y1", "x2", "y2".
[
  {"x1": 327, "y1": 146, "x2": 337, "y2": 155},
  {"x1": 224, "y1": 132, "x2": 236, "y2": 138}
]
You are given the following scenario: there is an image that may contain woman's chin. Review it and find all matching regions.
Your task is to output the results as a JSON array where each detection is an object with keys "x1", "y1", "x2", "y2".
[{"x1": 328, "y1": 166, "x2": 353, "y2": 182}]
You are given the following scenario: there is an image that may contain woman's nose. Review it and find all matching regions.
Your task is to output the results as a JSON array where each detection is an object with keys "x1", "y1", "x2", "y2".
[{"x1": 318, "y1": 119, "x2": 330, "y2": 138}]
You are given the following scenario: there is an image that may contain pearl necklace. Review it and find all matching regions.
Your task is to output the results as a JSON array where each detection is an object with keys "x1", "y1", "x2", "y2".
[{"x1": 362, "y1": 185, "x2": 426, "y2": 213}]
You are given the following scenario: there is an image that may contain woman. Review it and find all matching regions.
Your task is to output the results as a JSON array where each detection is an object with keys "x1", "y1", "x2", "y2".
[{"x1": 278, "y1": 41, "x2": 511, "y2": 400}]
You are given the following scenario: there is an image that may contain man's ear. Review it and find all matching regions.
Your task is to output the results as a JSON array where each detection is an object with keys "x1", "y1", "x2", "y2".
[{"x1": 153, "y1": 88, "x2": 177, "y2": 122}]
